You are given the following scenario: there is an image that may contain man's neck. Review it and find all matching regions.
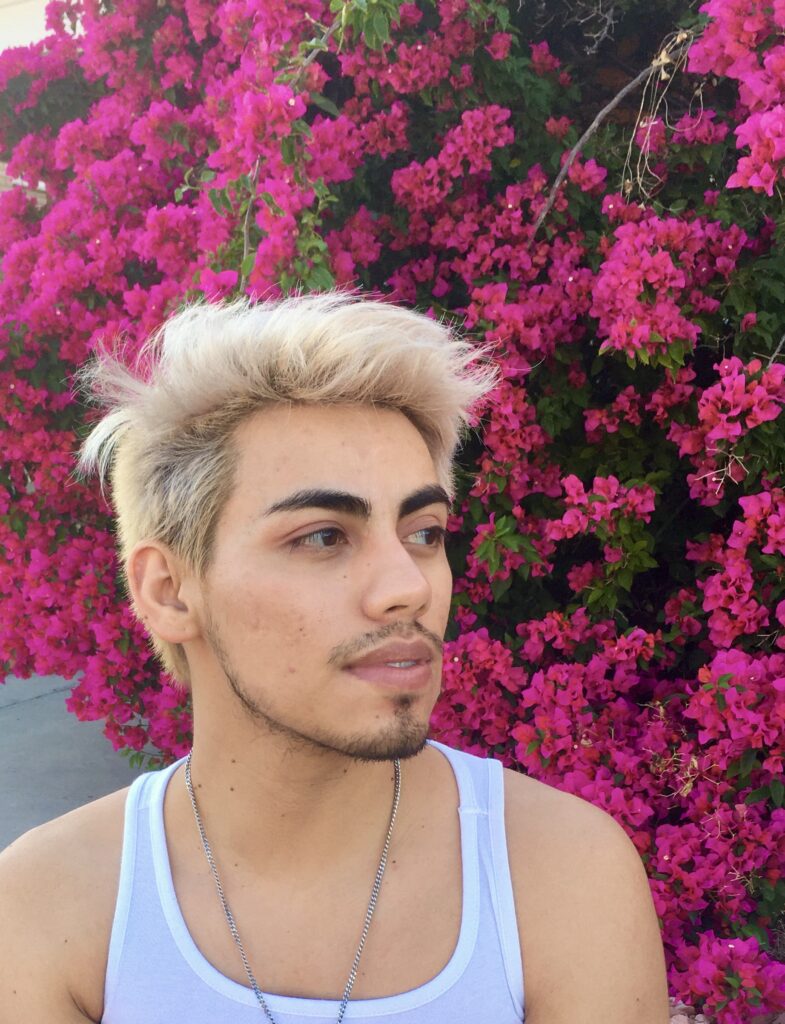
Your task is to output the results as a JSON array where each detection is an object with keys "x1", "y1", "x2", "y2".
[{"x1": 175, "y1": 707, "x2": 422, "y2": 881}]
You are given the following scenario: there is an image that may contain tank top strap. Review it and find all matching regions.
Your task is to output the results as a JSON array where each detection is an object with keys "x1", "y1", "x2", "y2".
[
  {"x1": 104, "y1": 759, "x2": 183, "y2": 1010},
  {"x1": 427, "y1": 740, "x2": 525, "y2": 1020},
  {"x1": 485, "y1": 755, "x2": 525, "y2": 1014},
  {"x1": 425, "y1": 738, "x2": 482, "y2": 811}
]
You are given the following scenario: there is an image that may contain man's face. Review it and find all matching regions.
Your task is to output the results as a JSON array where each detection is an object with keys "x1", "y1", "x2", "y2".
[{"x1": 190, "y1": 402, "x2": 453, "y2": 761}]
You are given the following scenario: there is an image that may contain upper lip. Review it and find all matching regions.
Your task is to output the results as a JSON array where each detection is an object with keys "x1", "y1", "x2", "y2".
[{"x1": 346, "y1": 639, "x2": 434, "y2": 669}]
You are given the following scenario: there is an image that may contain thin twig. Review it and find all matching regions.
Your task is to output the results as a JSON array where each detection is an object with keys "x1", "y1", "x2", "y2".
[
  {"x1": 238, "y1": 158, "x2": 262, "y2": 293},
  {"x1": 767, "y1": 331, "x2": 785, "y2": 367},
  {"x1": 621, "y1": 32, "x2": 694, "y2": 201},
  {"x1": 530, "y1": 62, "x2": 655, "y2": 239},
  {"x1": 530, "y1": 39, "x2": 691, "y2": 240},
  {"x1": 294, "y1": 15, "x2": 342, "y2": 79}
]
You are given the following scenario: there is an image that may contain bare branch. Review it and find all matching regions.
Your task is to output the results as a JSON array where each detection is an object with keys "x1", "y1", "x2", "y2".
[
  {"x1": 238, "y1": 158, "x2": 262, "y2": 294},
  {"x1": 530, "y1": 62, "x2": 654, "y2": 239},
  {"x1": 768, "y1": 331, "x2": 785, "y2": 367},
  {"x1": 621, "y1": 30, "x2": 694, "y2": 201},
  {"x1": 530, "y1": 34, "x2": 692, "y2": 241}
]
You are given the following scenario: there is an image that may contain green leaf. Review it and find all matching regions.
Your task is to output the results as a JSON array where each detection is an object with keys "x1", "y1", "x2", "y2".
[
  {"x1": 370, "y1": 7, "x2": 390, "y2": 45},
  {"x1": 208, "y1": 188, "x2": 232, "y2": 215},
  {"x1": 240, "y1": 252, "x2": 256, "y2": 277},
  {"x1": 469, "y1": 498, "x2": 484, "y2": 522},
  {"x1": 305, "y1": 264, "x2": 336, "y2": 291},
  {"x1": 309, "y1": 92, "x2": 340, "y2": 117},
  {"x1": 617, "y1": 568, "x2": 634, "y2": 590},
  {"x1": 745, "y1": 786, "x2": 769, "y2": 805},
  {"x1": 739, "y1": 922, "x2": 770, "y2": 949},
  {"x1": 728, "y1": 748, "x2": 759, "y2": 780},
  {"x1": 363, "y1": 21, "x2": 379, "y2": 49},
  {"x1": 491, "y1": 575, "x2": 513, "y2": 600},
  {"x1": 259, "y1": 191, "x2": 285, "y2": 216},
  {"x1": 771, "y1": 778, "x2": 785, "y2": 808},
  {"x1": 281, "y1": 136, "x2": 298, "y2": 165}
]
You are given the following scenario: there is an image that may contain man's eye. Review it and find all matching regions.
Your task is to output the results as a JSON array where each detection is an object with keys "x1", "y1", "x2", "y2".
[
  {"x1": 289, "y1": 525, "x2": 447, "y2": 552},
  {"x1": 411, "y1": 526, "x2": 447, "y2": 547},
  {"x1": 289, "y1": 528, "x2": 346, "y2": 551}
]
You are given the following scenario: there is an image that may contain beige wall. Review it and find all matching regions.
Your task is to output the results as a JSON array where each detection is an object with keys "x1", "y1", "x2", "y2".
[
  {"x1": 0, "y1": 0, "x2": 48, "y2": 48},
  {"x1": 1, "y1": 0, "x2": 49, "y2": 193}
]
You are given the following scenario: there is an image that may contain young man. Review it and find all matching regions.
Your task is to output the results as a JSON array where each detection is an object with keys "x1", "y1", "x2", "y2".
[{"x1": 0, "y1": 293, "x2": 669, "y2": 1023}]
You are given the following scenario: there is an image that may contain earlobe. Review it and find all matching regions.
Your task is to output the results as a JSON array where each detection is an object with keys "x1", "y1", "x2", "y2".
[{"x1": 126, "y1": 542, "x2": 200, "y2": 643}]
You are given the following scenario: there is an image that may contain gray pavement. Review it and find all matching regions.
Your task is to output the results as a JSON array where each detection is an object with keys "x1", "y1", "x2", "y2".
[{"x1": 0, "y1": 674, "x2": 145, "y2": 850}]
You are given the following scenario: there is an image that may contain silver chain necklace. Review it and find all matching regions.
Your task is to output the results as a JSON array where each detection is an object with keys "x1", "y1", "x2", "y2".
[{"x1": 184, "y1": 751, "x2": 402, "y2": 1024}]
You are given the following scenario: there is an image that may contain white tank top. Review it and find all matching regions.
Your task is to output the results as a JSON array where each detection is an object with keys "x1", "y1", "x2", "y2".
[{"x1": 101, "y1": 739, "x2": 525, "y2": 1022}]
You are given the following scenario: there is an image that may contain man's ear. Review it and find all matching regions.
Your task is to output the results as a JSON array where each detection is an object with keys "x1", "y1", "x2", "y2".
[{"x1": 126, "y1": 540, "x2": 202, "y2": 645}]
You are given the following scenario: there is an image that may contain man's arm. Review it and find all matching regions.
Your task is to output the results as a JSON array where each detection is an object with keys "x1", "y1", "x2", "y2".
[
  {"x1": 0, "y1": 827, "x2": 97, "y2": 1023},
  {"x1": 506, "y1": 772, "x2": 670, "y2": 1024}
]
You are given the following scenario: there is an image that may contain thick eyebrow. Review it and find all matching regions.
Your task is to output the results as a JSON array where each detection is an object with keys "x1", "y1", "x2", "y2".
[{"x1": 262, "y1": 484, "x2": 452, "y2": 521}]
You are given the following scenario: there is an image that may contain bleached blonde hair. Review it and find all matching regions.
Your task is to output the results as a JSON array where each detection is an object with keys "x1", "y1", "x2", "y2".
[{"x1": 76, "y1": 291, "x2": 499, "y2": 684}]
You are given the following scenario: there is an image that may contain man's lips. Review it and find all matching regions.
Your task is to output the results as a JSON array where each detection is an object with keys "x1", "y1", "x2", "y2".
[
  {"x1": 343, "y1": 638, "x2": 436, "y2": 691},
  {"x1": 345, "y1": 638, "x2": 434, "y2": 669}
]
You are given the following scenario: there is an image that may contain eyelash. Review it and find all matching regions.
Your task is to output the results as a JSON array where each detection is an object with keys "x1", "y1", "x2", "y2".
[{"x1": 289, "y1": 525, "x2": 448, "y2": 552}]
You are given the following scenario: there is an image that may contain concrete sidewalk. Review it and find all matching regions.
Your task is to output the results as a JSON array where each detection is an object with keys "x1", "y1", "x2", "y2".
[{"x1": 0, "y1": 674, "x2": 145, "y2": 850}]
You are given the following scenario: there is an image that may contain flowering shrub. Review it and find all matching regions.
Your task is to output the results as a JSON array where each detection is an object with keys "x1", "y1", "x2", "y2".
[{"x1": 1, "y1": 0, "x2": 785, "y2": 1020}]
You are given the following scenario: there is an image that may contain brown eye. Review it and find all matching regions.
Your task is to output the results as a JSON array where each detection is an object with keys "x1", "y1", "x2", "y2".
[
  {"x1": 410, "y1": 526, "x2": 447, "y2": 547},
  {"x1": 289, "y1": 528, "x2": 347, "y2": 551}
]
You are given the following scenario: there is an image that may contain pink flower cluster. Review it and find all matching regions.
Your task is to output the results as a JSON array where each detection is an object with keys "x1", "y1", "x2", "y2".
[
  {"x1": 689, "y1": 0, "x2": 785, "y2": 193},
  {"x1": 671, "y1": 931, "x2": 785, "y2": 1024},
  {"x1": 668, "y1": 358, "x2": 785, "y2": 505},
  {"x1": 391, "y1": 105, "x2": 514, "y2": 212},
  {"x1": 591, "y1": 206, "x2": 748, "y2": 362}
]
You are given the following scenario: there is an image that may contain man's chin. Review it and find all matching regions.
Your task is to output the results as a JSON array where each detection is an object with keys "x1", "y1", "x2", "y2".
[
  {"x1": 327, "y1": 704, "x2": 431, "y2": 763},
  {"x1": 344, "y1": 728, "x2": 430, "y2": 764},
  {"x1": 221, "y1": 656, "x2": 432, "y2": 761}
]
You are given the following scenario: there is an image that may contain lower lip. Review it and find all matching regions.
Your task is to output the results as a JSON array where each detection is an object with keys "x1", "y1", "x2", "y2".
[{"x1": 344, "y1": 660, "x2": 433, "y2": 690}]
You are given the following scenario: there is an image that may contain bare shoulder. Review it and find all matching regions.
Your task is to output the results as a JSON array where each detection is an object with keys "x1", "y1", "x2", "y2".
[
  {"x1": 0, "y1": 785, "x2": 131, "y2": 1023},
  {"x1": 502, "y1": 767, "x2": 670, "y2": 1024},
  {"x1": 502, "y1": 763, "x2": 634, "y2": 850}
]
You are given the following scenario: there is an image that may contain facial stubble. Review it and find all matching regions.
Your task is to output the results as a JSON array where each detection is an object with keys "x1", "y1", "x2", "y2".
[{"x1": 204, "y1": 614, "x2": 431, "y2": 763}]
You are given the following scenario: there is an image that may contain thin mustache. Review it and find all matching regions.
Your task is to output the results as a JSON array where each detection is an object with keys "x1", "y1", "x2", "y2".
[{"x1": 332, "y1": 629, "x2": 443, "y2": 666}]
